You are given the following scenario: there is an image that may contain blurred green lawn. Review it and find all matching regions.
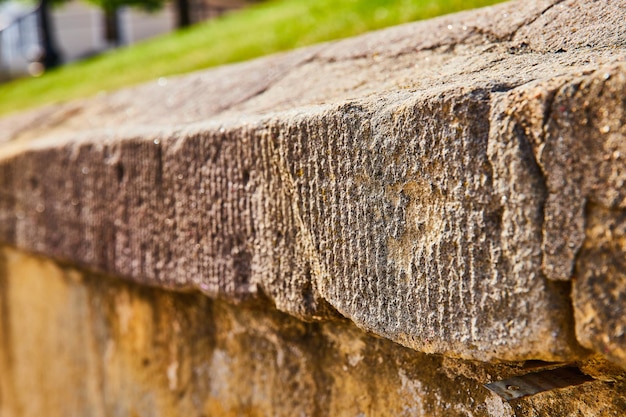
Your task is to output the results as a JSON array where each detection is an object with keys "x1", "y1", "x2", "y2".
[{"x1": 0, "y1": 0, "x2": 505, "y2": 116}]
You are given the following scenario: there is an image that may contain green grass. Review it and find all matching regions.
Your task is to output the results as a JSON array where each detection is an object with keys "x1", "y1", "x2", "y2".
[{"x1": 0, "y1": 0, "x2": 505, "y2": 116}]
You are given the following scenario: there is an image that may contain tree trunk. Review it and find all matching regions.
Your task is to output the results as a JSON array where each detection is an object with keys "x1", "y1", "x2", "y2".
[
  {"x1": 104, "y1": 8, "x2": 121, "y2": 46},
  {"x1": 176, "y1": 0, "x2": 191, "y2": 28},
  {"x1": 37, "y1": 0, "x2": 61, "y2": 69}
]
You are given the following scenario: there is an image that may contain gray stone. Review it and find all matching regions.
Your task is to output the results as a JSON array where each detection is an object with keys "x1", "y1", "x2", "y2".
[{"x1": 0, "y1": 0, "x2": 625, "y2": 368}]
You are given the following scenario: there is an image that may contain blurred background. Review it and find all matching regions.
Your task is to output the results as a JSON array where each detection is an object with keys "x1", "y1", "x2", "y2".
[
  {"x1": 0, "y1": 0, "x2": 503, "y2": 115},
  {"x1": 0, "y1": 0, "x2": 262, "y2": 81}
]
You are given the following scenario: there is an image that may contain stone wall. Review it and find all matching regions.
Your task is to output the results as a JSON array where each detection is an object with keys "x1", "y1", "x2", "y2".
[
  {"x1": 1, "y1": 247, "x2": 625, "y2": 417},
  {"x1": 1, "y1": 0, "x2": 625, "y2": 415}
]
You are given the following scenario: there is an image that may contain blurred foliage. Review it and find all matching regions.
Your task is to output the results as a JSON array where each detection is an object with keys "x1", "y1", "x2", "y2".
[{"x1": 85, "y1": 0, "x2": 166, "y2": 12}]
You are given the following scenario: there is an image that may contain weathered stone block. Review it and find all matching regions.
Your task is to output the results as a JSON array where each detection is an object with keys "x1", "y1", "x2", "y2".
[{"x1": 0, "y1": 2, "x2": 626, "y2": 413}]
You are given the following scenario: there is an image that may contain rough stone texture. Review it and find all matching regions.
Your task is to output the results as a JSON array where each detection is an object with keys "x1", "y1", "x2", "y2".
[
  {"x1": 498, "y1": 65, "x2": 626, "y2": 370},
  {"x1": 574, "y1": 205, "x2": 626, "y2": 369},
  {"x1": 2, "y1": 247, "x2": 626, "y2": 417},
  {"x1": 0, "y1": 0, "x2": 625, "y2": 373}
]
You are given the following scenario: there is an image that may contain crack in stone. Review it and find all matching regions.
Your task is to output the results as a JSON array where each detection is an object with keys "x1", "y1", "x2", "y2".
[{"x1": 507, "y1": 0, "x2": 568, "y2": 43}]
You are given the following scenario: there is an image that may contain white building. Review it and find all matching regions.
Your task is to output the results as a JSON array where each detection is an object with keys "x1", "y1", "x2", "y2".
[{"x1": 0, "y1": 0, "x2": 176, "y2": 80}]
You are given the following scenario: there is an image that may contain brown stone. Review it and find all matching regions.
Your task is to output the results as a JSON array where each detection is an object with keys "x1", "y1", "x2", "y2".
[
  {"x1": 1, "y1": 247, "x2": 625, "y2": 417},
  {"x1": 0, "y1": 0, "x2": 625, "y2": 391}
]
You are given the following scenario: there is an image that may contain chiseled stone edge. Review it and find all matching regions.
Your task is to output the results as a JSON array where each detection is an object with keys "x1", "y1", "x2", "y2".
[
  {"x1": 492, "y1": 63, "x2": 626, "y2": 368},
  {"x1": 2, "y1": 68, "x2": 621, "y2": 363},
  {"x1": 0, "y1": 5, "x2": 624, "y2": 366}
]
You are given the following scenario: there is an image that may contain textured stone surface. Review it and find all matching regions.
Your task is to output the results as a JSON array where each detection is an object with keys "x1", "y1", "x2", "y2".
[
  {"x1": 2, "y1": 247, "x2": 626, "y2": 417},
  {"x1": 491, "y1": 64, "x2": 626, "y2": 369},
  {"x1": 574, "y1": 205, "x2": 626, "y2": 369},
  {"x1": 0, "y1": 0, "x2": 625, "y2": 369}
]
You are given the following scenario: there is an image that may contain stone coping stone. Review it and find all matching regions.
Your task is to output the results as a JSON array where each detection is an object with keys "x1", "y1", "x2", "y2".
[{"x1": 0, "y1": 0, "x2": 625, "y2": 366}]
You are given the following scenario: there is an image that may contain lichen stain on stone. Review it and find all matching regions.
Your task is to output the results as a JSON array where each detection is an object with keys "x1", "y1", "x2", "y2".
[
  {"x1": 322, "y1": 325, "x2": 366, "y2": 368},
  {"x1": 385, "y1": 179, "x2": 447, "y2": 278}
]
